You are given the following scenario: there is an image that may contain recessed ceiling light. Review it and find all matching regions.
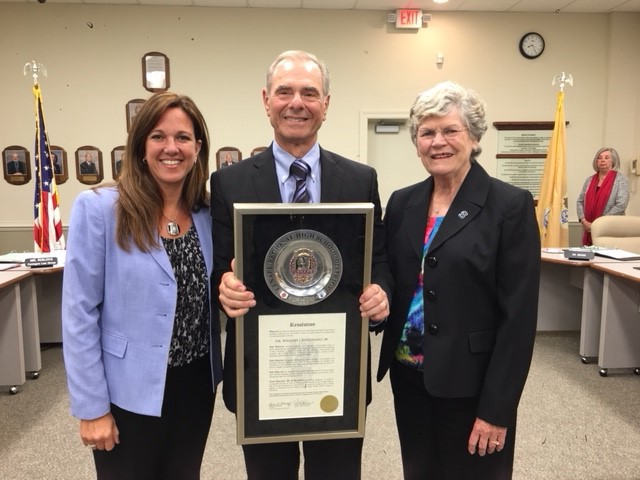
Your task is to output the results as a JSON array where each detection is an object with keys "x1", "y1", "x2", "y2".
[{"x1": 433, "y1": 0, "x2": 450, "y2": 4}]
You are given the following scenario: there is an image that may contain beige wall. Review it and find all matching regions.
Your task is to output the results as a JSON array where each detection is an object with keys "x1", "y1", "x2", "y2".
[{"x1": 0, "y1": 6, "x2": 639, "y2": 251}]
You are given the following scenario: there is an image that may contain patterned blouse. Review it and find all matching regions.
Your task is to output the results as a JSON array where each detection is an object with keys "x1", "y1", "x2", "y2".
[
  {"x1": 161, "y1": 224, "x2": 210, "y2": 367},
  {"x1": 395, "y1": 215, "x2": 443, "y2": 370}
]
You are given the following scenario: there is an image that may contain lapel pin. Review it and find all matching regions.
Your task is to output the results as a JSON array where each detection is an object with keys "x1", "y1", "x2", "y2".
[{"x1": 458, "y1": 210, "x2": 468, "y2": 219}]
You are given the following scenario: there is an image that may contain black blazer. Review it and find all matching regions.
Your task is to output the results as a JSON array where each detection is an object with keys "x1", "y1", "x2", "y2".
[
  {"x1": 210, "y1": 145, "x2": 394, "y2": 412},
  {"x1": 377, "y1": 162, "x2": 540, "y2": 427}
]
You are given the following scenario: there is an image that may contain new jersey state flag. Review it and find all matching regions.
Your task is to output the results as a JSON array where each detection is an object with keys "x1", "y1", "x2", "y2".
[
  {"x1": 33, "y1": 84, "x2": 65, "y2": 253},
  {"x1": 536, "y1": 91, "x2": 569, "y2": 248}
]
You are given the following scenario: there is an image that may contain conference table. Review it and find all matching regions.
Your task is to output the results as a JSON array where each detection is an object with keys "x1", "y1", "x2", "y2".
[
  {"x1": 0, "y1": 251, "x2": 64, "y2": 394},
  {"x1": 14, "y1": 265, "x2": 64, "y2": 343},
  {"x1": 540, "y1": 249, "x2": 640, "y2": 376},
  {"x1": 3, "y1": 249, "x2": 639, "y2": 393},
  {"x1": 590, "y1": 261, "x2": 640, "y2": 377},
  {"x1": 0, "y1": 270, "x2": 42, "y2": 394}
]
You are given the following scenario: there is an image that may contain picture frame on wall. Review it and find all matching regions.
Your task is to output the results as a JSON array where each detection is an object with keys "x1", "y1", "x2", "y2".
[
  {"x1": 76, "y1": 146, "x2": 104, "y2": 185},
  {"x1": 111, "y1": 146, "x2": 125, "y2": 180},
  {"x1": 142, "y1": 52, "x2": 170, "y2": 93},
  {"x1": 216, "y1": 146, "x2": 242, "y2": 170},
  {"x1": 3, "y1": 145, "x2": 31, "y2": 185},
  {"x1": 251, "y1": 146, "x2": 269, "y2": 156},
  {"x1": 126, "y1": 99, "x2": 146, "y2": 132},
  {"x1": 50, "y1": 145, "x2": 68, "y2": 185}
]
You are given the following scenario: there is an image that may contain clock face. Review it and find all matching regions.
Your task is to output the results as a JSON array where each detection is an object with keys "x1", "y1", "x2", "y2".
[{"x1": 519, "y1": 32, "x2": 545, "y2": 59}]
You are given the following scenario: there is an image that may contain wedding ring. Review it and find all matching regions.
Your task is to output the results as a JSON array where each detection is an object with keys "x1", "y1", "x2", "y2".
[
  {"x1": 87, "y1": 444, "x2": 97, "y2": 449},
  {"x1": 492, "y1": 441, "x2": 500, "y2": 446}
]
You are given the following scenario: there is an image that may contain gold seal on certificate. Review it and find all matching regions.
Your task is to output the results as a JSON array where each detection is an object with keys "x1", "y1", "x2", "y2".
[
  {"x1": 320, "y1": 395, "x2": 339, "y2": 413},
  {"x1": 264, "y1": 229, "x2": 343, "y2": 305}
]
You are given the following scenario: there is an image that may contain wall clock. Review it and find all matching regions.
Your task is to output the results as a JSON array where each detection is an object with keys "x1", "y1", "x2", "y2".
[{"x1": 519, "y1": 32, "x2": 545, "y2": 59}]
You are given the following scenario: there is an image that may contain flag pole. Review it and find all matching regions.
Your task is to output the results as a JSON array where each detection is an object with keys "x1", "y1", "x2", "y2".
[
  {"x1": 552, "y1": 72, "x2": 573, "y2": 92},
  {"x1": 536, "y1": 72, "x2": 573, "y2": 248},
  {"x1": 24, "y1": 60, "x2": 65, "y2": 253},
  {"x1": 24, "y1": 60, "x2": 47, "y2": 85}
]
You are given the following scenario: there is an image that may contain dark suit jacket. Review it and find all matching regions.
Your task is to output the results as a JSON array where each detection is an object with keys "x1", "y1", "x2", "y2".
[
  {"x1": 80, "y1": 161, "x2": 97, "y2": 174},
  {"x1": 7, "y1": 160, "x2": 26, "y2": 175},
  {"x1": 210, "y1": 145, "x2": 393, "y2": 412},
  {"x1": 377, "y1": 161, "x2": 540, "y2": 428}
]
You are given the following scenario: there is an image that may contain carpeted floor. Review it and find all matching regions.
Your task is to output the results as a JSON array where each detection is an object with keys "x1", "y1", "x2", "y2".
[{"x1": 1, "y1": 331, "x2": 639, "y2": 479}]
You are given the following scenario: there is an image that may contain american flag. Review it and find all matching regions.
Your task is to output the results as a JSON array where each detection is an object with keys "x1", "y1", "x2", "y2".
[{"x1": 33, "y1": 84, "x2": 65, "y2": 253}]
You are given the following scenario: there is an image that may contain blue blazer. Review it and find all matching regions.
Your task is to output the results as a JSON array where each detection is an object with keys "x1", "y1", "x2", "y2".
[{"x1": 62, "y1": 186, "x2": 222, "y2": 419}]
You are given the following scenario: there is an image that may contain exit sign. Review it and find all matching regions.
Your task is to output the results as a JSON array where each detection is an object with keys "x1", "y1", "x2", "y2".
[{"x1": 395, "y1": 9, "x2": 423, "y2": 29}]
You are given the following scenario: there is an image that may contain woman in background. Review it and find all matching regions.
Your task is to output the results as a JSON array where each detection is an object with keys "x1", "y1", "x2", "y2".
[
  {"x1": 576, "y1": 147, "x2": 630, "y2": 245},
  {"x1": 377, "y1": 81, "x2": 540, "y2": 480},
  {"x1": 62, "y1": 92, "x2": 222, "y2": 480}
]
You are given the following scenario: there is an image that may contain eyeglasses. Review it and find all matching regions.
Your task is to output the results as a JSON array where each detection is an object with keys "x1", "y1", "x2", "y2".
[{"x1": 418, "y1": 127, "x2": 468, "y2": 140}]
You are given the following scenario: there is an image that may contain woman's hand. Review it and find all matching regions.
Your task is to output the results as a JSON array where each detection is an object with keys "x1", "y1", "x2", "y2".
[
  {"x1": 80, "y1": 412, "x2": 120, "y2": 452},
  {"x1": 467, "y1": 417, "x2": 507, "y2": 456}
]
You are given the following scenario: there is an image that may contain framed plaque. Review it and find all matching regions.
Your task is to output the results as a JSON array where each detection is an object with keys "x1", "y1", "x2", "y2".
[
  {"x1": 50, "y1": 145, "x2": 68, "y2": 185},
  {"x1": 111, "y1": 146, "x2": 125, "y2": 179},
  {"x1": 142, "y1": 52, "x2": 170, "y2": 93},
  {"x1": 216, "y1": 146, "x2": 242, "y2": 170},
  {"x1": 234, "y1": 203, "x2": 374, "y2": 445},
  {"x1": 251, "y1": 146, "x2": 268, "y2": 156},
  {"x1": 126, "y1": 99, "x2": 146, "y2": 132},
  {"x1": 75, "y1": 146, "x2": 104, "y2": 185},
  {"x1": 3, "y1": 145, "x2": 31, "y2": 185}
]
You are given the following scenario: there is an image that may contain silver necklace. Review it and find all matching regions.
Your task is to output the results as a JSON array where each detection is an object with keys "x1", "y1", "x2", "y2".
[{"x1": 162, "y1": 207, "x2": 180, "y2": 236}]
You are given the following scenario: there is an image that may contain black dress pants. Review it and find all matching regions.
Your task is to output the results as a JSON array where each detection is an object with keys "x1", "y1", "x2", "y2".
[
  {"x1": 93, "y1": 355, "x2": 215, "y2": 480},
  {"x1": 242, "y1": 436, "x2": 364, "y2": 480},
  {"x1": 390, "y1": 360, "x2": 515, "y2": 480}
]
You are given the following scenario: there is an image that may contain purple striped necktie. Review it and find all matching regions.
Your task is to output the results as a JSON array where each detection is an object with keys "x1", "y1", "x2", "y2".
[{"x1": 290, "y1": 158, "x2": 311, "y2": 203}]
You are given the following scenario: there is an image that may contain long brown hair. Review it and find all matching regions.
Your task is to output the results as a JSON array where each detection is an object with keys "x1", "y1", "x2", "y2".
[{"x1": 116, "y1": 92, "x2": 210, "y2": 252}]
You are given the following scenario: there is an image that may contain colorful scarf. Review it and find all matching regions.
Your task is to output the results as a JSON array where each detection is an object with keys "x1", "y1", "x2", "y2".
[{"x1": 582, "y1": 170, "x2": 616, "y2": 245}]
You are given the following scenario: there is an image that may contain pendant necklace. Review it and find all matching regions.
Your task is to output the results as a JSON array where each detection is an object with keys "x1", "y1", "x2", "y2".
[{"x1": 163, "y1": 206, "x2": 181, "y2": 236}]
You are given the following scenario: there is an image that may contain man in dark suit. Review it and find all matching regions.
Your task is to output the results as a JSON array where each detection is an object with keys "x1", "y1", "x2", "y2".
[
  {"x1": 52, "y1": 152, "x2": 62, "y2": 175},
  {"x1": 79, "y1": 151, "x2": 98, "y2": 174},
  {"x1": 6, "y1": 152, "x2": 26, "y2": 175},
  {"x1": 210, "y1": 50, "x2": 393, "y2": 480}
]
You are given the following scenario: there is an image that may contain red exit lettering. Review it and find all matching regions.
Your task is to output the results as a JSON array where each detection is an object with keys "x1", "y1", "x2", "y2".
[{"x1": 396, "y1": 9, "x2": 422, "y2": 29}]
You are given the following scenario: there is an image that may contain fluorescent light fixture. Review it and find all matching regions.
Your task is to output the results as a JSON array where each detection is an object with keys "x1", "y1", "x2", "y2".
[{"x1": 433, "y1": 0, "x2": 449, "y2": 4}]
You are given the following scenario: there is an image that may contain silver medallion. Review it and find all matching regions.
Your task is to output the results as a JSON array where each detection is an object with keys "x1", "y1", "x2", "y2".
[
  {"x1": 264, "y1": 229, "x2": 343, "y2": 305},
  {"x1": 166, "y1": 221, "x2": 180, "y2": 236}
]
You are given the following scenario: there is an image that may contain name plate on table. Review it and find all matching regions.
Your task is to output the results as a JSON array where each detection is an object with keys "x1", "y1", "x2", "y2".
[
  {"x1": 233, "y1": 203, "x2": 373, "y2": 445},
  {"x1": 25, "y1": 257, "x2": 58, "y2": 268},
  {"x1": 564, "y1": 249, "x2": 595, "y2": 261}
]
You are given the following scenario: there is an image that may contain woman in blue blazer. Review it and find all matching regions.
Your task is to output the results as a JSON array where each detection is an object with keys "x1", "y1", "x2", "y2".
[
  {"x1": 62, "y1": 92, "x2": 222, "y2": 480},
  {"x1": 377, "y1": 82, "x2": 540, "y2": 480}
]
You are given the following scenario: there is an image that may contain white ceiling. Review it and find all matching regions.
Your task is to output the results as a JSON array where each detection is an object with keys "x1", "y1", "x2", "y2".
[{"x1": 2, "y1": 0, "x2": 640, "y2": 12}]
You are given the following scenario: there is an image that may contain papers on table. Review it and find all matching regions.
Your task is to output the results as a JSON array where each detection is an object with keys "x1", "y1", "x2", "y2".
[
  {"x1": 0, "y1": 263, "x2": 21, "y2": 271},
  {"x1": 593, "y1": 249, "x2": 640, "y2": 261}
]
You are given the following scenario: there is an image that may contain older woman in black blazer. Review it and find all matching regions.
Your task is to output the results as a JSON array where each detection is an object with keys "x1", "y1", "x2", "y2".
[{"x1": 377, "y1": 81, "x2": 540, "y2": 480}]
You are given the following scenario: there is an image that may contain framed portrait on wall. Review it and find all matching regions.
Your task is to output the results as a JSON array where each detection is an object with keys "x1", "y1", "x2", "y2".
[
  {"x1": 126, "y1": 99, "x2": 146, "y2": 132},
  {"x1": 50, "y1": 145, "x2": 68, "y2": 185},
  {"x1": 111, "y1": 146, "x2": 125, "y2": 180},
  {"x1": 251, "y1": 146, "x2": 268, "y2": 156},
  {"x1": 216, "y1": 146, "x2": 242, "y2": 170},
  {"x1": 142, "y1": 52, "x2": 170, "y2": 93},
  {"x1": 75, "y1": 146, "x2": 104, "y2": 185},
  {"x1": 3, "y1": 145, "x2": 31, "y2": 185}
]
